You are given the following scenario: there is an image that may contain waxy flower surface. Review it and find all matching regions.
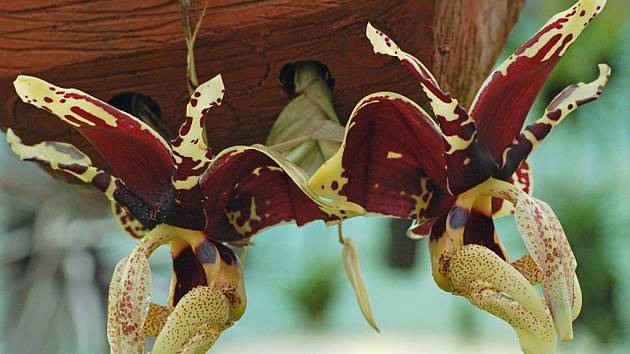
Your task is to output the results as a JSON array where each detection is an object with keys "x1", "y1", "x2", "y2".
[
  {"x1": 311, "y1": 1, "x2": 609, "y2": 353},
  {"x1": 7, "y1": 74, "x2": 362, "y2": 353}
]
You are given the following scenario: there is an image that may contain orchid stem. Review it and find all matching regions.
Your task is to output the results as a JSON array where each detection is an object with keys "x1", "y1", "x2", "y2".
[{"x1": 337, "y1": 223, "x2": 345, "y2": 244}]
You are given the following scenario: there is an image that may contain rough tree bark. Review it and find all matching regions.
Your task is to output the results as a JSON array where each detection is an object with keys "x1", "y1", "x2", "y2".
[{"x1": 0, "y1": 0, "x2": 524, "y2": 171}]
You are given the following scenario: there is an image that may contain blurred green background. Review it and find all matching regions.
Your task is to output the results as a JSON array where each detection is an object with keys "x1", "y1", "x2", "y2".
[{"x1": 0, "y1": 1, "x2": 628, "y2": 353}]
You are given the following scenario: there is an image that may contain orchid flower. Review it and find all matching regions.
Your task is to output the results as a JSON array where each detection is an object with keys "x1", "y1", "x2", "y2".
[
  {"x1": 310, "y1": 1, "x2": 609, "y2": 353},
  {"x1": 7, "y1": 74, "x2": 363, "y2": 353}
]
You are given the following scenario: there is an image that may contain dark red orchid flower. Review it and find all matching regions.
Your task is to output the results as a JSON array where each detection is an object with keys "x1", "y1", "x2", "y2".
[
  {"x1": 7, "y1": 74, "x2": 362, "y2": 353},
  {"x1": 310, "y1": 1, "x2": 609, "y2": 353}
]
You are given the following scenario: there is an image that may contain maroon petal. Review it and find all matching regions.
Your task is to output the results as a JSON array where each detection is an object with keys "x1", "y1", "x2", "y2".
[
  {"x1": 310, "y1": 92, "x2": 449, "y2": 220},
  {"x1": 470, "y1": 0, "x2": 606, "y2": 161},
  {"x1": 366, "y1": 24, "x2": 496, "y2": 194},
  {"x1": 7, "y1": 129, "x2": 157, "y2": 228},
  {"x1": 200, "y1": 145, "x2": 360, "y2": 243},
  {"x1": 498, "y1": 64, "x2": 611, "y2": 178},
  {"x1": 14, "y1": 76, "x2": 173, "y2": 206}
]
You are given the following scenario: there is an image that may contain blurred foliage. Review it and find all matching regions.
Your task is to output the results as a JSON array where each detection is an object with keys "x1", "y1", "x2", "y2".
[
  {"x1": 548, "y1": 188, "x2": 623, "y2": 343},
  {"x1": 285, "y1": 260, "x2": 340, "y2": 326}
]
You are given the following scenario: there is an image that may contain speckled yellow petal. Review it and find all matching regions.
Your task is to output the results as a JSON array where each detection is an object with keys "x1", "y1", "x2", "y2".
[
  {"x1": 177, "y1": 323, "x2": 222, "y2": 354},
  {"x1": 447, "y1": 245, "x2": 556, "y2": 354},
  {"x1": 152, "y1": 286, "x2": 231, "y2": 354},
  {"x1": 511, "y1": 255, "x2": 543, "y2": 285},
  {"x1": 341, "y1": 236, "x2": 379, "y2": 332},
  {"x1": 143, "y1": 303, "x2": 170, "y2": 338}
]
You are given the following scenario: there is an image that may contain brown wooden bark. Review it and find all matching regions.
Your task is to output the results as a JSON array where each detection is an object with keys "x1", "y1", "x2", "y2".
[{"x1": 0, "y1": 0, "x2": 524, "y2": 171}]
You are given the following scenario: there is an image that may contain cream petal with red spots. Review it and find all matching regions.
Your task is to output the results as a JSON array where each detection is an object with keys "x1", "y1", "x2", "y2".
[
  {"x1": 107, "y1": 250, "x2": 151, "y2": 354},
  {"x1": 486, "y1": 178, "x2": 580, "y2": 341}
]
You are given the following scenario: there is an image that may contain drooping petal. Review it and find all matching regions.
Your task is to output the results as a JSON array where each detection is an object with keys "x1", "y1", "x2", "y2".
[
  {"x1": 524, "y1": 200, "x2": 577, "y2": 341},
  {"x1": 309, "y1": 92, "x2": 450, "y2": 221},
  {"x1": 107, "y1": 257, "x2": 126, "y2": 353},
  {"x1": 486, "y1": 178, "x2": 579, "y2": 341},
  {"x1": 200, "y1": 145, "x2": 363, "y2": 243},
  {"x1": 340, "y1": 235, "x2": 379, "y2": 332},
  {"x1": 171, "y1": 74, "x2": 224, "y2": 190},
  {"x1": 7, "y1": 129, "x2": 157, "y2": 228},
  {"x1": 366, "y1": 23, "x2": 496, "y2": 194},
  {"x1": 498, "y1": 64, "x2": 611, "y2": 178},
  {"x1": 447, "y1": 245, "x2": 557, "y2": 354},
  {"x1": 493, "y1": 160, "x2": 534, "y2": 218},
  {"x1": 13, "y1": 75, "x2": 173, "y2": 206},
  {"x1": 470, "y1": 0, "x2": 607, "y2": 161},
  {"x1": 107, "y1": 250, "x2": 151, "y2": 354}
]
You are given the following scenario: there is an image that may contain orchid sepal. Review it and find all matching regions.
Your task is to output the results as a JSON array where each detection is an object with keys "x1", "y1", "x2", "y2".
[
  {"x1": 366, "y1": 23, "x2": 496, "y2": 195},
  {"x1": 470, "y1": 0, "x2": 608, "y2": 161},
  {"x1": 13, "y1": 75, "x2": 174, "y2": 206},
  {"x1": 6, "y1": 129, "x2": 158, "y2": 229},
  {"x1": 171, "y1": 74, "x2": 225, "y2": 190},
  {"x1": 499, "y1": 64, "x2": 611, "y2": 178}
]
